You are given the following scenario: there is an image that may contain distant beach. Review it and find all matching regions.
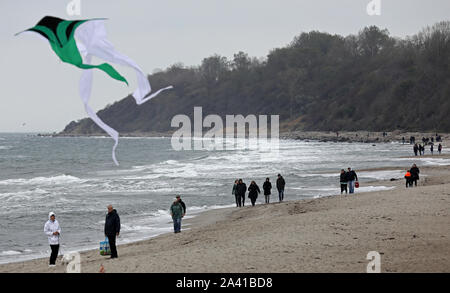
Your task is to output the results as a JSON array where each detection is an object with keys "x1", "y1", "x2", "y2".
[{"x1": 1, "y1": 158, "x2": 449, "y2": 273}]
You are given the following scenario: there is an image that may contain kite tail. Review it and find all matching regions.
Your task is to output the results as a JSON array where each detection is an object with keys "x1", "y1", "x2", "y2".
[
  {"x1": 136, "y1": 85, "x2": 174, "y2": 105},
  {"x1": 80, "y1": 60, "x2": 120, "y2": 166},
  {"x1": 79, "y1": 63, "x2": 128, "y2": 86}
]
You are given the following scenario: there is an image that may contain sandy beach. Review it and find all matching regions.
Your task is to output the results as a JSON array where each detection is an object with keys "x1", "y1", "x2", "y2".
[{"x1": 1, "y1": 156, "x2": 449, "y2": 273}]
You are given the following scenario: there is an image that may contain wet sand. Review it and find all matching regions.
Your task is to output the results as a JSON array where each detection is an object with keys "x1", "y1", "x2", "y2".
[{"x1": 1, "y1": 163, "x2": 449, "y2": 273}]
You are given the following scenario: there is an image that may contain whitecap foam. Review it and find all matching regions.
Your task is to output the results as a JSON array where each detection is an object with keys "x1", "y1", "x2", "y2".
[
  {"x1": 0, "y1": 175, "x2": 85, "y2": 186},
  {"x1": 1, "y1": 250, "x2": 22, "y2": 256}
]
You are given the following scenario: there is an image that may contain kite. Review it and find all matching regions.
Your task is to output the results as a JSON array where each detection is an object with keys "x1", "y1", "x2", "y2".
[{"x1": 16, "y1": 16, "x2": 173, "y2": 165}]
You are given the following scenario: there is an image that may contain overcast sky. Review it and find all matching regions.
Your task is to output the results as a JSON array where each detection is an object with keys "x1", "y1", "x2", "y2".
[{"x1": 1, "y1": 0, "x2": 449, "y2": 132}]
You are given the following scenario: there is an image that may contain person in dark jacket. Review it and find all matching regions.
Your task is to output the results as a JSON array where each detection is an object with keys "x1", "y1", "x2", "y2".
[
  {"x1": 232, "y1": 179, "x2": 239, "y2": 207},
  {"x1": 176, "y1": 195, "x2": 186, "y2": 217},
  {"x1": 438, "y1": 144, "x2": 442, "y2": 155},
  {"x1": 262, "y1": 178, "x2": 272, "y2": 204},
  {"x1": 410, "y1": 164, "x2": 420, "y2": 187},
  {"x1": 236, "y1": 179, "x2": 247, "y2": 207},
  {"x1": 346, "y1": 168, "x2": 358, "y2": 194},
  {"x1": 340, "y1": 169, "x2": 348, "y2": 194},
  {"x1": 170, "y1": 198, "x2": 184, "y2": 233},
  {"x1": 104, "y1": 205, "x2": 120, "y2": 259},
  {"x1": 276, "y1": 174, "x2": 286, "y2": 202},
  {"x1": 413, "y1": 144, "x2": 419, "y2": 156},
  {"x1": 248, "y1": 181, "x2": 261, "y2": 206}
]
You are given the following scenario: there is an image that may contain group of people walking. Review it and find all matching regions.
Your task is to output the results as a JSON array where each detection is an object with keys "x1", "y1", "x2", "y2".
[
  {"x1": 413, "y1": 143, "x2": 442, "y2": 156},
  {"x1": 404, "y1": 164, "x2": 420, "y2": 188},
  {"x1": 339, "y1": 167, "x2": 359, "y2": 194},
  {"x1": 232, "y1": 174, "x2": 286, "y2": 207}
]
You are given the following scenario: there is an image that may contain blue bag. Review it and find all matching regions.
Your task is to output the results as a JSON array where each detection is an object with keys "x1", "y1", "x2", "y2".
[{"x1": 100, "y1": 237, "x2": 111, "y2": 256}]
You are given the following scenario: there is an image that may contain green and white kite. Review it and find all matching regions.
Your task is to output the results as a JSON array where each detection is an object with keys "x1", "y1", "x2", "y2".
[{"x1": 17, "y1": 16, "x2": 173, "y2": 165}]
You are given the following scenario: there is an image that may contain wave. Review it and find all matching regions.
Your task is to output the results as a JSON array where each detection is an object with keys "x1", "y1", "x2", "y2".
[
  {"x1": 0, "y1": 175, "x2": 85, "y2": 186},
  {"x1": 1, "y1": 250, "x2": 22, "y2": 256},
  {"x1": 0, "y1": 146, "x2": 11, "y2": 150},
  {"x1": 0, "y1": 188, "x2": 49, "y2": 201}
]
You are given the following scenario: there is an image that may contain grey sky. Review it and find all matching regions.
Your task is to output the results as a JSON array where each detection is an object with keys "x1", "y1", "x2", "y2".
[{"x1": 1, "y1": 0, "x2": 449, "y2": 132}]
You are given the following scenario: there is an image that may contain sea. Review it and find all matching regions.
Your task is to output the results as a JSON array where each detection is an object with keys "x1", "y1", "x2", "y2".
[{"x1": 0, "y1": 133, "x2": 449, "y2": 264}]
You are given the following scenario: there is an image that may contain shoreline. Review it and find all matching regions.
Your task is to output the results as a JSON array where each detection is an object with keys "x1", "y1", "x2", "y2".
[
  {"x1": 1, "y1": 163, "x2": 449, "y2": 272},
  {"x1": 36, "y1": 130, "x2": 450, "y2": 145}
]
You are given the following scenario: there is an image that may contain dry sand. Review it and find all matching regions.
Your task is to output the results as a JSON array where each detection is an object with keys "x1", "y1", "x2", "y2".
[{"x1": 1, "y1": 164, "x2": 449, "y2": 273}]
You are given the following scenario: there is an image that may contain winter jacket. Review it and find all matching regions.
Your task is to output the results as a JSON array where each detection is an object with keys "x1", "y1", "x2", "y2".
[
  {"x1": 263, "y1": 181, "x2": 272, "y2": 195},
  {"x1": 248, "y1": 184, "x2": 261, "y2": 200},
  {"x1": 44, "y1": 212, "x2": 61, "y2": 245},
  {"x1": 177, "y1": 199, "x2": 186, "y2": 215},
  {"x1": 276, "y1": 177, "x2": 285, "y2": 191},
  {"x1": 170, "y1": 202, "x2": 184, "y2": 219},
  {"x1": 236, "y1": 183, "x2": 247, "y2": 197},
  {"x1": 410, "y1": 167, "x2": 420, "y2": 180},
  {"x1": 346, "y1": 170, "x2": 358, "y2": 181},
  {"x1": 232, "y1": 184, "x2": 237, "y2": 195},
  {"x1": 104, "y1": 209, "x2": 121, "y2": 236},
  {"x1": 340, "y1": 172, "x2": 348, "y2": 184}
]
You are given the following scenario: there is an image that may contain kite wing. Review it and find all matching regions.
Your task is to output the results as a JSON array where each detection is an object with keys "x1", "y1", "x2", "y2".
[{"x1": 17, "y1": 16, "x2": 173, "y2": 165}]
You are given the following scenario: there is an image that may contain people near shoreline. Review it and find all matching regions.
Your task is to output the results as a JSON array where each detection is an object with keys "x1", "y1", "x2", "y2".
[
  {"x1": 276, "y1": 174, "x2": 286, "y2": 202},
  {"x1": 44, "y1": 211, "x2": 61, "y2": 267},
  {"x1": 410, "y1": 164, "x2": 420, "y2": 187},
  {"x1": 248, "y1": 181, "x2": 261, "y2": 206},
  {"x1": 170, "y1": 198, "x2": 184, "y2": 233},
  {"x1": 438, "y1": 143, "x2": 442, "y2": 155},
  {"x1": 340, "y1": 169, "x2": 348, "y2": 194},
  {"x1": 413, "y1": 143, "x2": 419, "y2": 156},
  {"x1": 430, "y1": 143, "x2": 434, "y2": 155},
  {"x1": 263, "y1": 178, "x2": 272, "y2": 204},
  {"x1": 421, "y1": 144, "x2": 425, "y2": 155},
  {"x1": 232, "y1": 179, "x2": 239, "y2": 207},
  {"x1": 236, "y1": 179, "x2": 247, "y2": 207},
  {"x1": 404, "y1": 170, "x2": 412, "y2": 188},
  {"x1": 346, "y1": 167, "x2": 358, "y2": 194},
  {"x1": 104, "y1": 205, "x2": 121, "y2": 258}
]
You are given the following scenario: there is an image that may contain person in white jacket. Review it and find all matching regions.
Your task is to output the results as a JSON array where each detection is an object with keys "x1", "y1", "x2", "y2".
[{"x1": 44, "y1": 211, "x2": 61, "y2": 266}]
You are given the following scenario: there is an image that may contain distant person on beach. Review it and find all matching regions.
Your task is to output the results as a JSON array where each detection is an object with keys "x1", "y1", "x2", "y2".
[
  {"x1": 104, "y1": 205, "x2": 120, "y2": 258},
  {"x1": 410, "y1": 164, "x2": 420, "y2": 187},
  {"x1": 248, "y1": 181, "x2": 261, "y2": 206},
  {"x1": 340, "y1": 169, "x2": 348, "y2": 194},
  {"x1": 170, "y1": 198, "x2": 184, "y2": 233},
  {"x1": 176, "y1": 195, "x2": 186, "y2": 217},
  {"x1": 413, "y1": 144, "x2": 419, "y2": 156},
  {"x1": 232, "y1": 179, "x2": 239, "y2": 207},
  {"x1": 430, "y1": 144, "x2": 434, "y2": 155},
  {"x1": 404, "y1": 170, "x2": 412, "y2": 188},
  {"x1": 44, "y1": 211, "x2": 61, "y2": 266},
  {"x1": 438, "y1": 144, "x2": 442, "y2": 154},
  {"x1": 346, "y1": 168, "x2": 358, "y2": 194},
  {"x1": 263, "y1": 178, "x2": 272, "y2": 204},
  {"x1": 276, "y1": 174, "x2": 286, "y2": 202},
  {"x1": 236, "y1": 179, "x2": 247, "y2": 207},
  {"x1": 420, "y1": 144, "x2": 425, "y2": 155}
]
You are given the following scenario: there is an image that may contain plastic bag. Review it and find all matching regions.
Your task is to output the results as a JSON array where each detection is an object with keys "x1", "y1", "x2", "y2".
[{"x1": 100, "y1": 237, "x2": 111, "y2": 256}]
